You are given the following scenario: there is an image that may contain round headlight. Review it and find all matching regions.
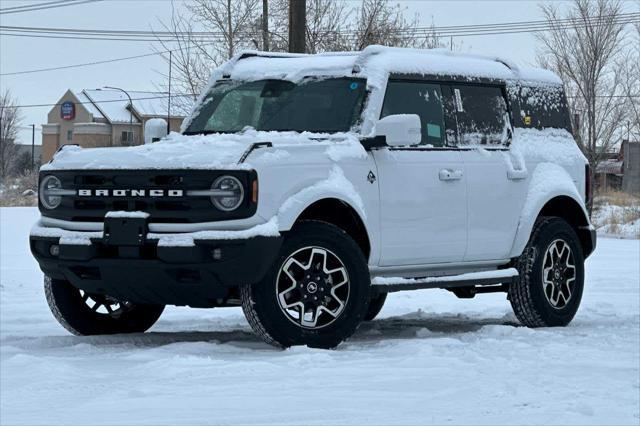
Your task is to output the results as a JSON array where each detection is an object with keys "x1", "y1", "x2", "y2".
[
  {"x1": 211, "y1": 175, "x2": 244, "y2": 211},
  {"x1": 39, "y1": 175, "x2": 62, "y2": 209}
]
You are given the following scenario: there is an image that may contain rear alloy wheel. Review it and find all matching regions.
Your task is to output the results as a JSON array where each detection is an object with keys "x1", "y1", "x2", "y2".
[
  {"x1": 509, "y1": 217, "x2": 585, "y2": 327},
  {"x1": 541, "y1": 239, "x2": 577, "y2": 309},
  {"x1": 45, "y1": 276, "x2": 165, "y2": 336},
  {"x1": 241, "y1": 221, "x2": 371, "y2": 349}
]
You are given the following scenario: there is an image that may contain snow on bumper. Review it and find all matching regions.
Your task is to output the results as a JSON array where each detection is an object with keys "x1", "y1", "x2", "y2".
[
  {"x1": 30, "y1": 217, "x2": 280, "y2": 247},
  {"x1": 29, "y1": 218, "x2": 283, "y2": 306}
]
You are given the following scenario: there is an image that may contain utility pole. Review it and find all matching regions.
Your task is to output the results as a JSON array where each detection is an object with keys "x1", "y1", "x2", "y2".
[
  {"x1": 288, "y1": 0, "x2": 305, "y2": 53},
  {"x1": 31, "y1": 124, "x2": 35, "y2": 170},
  {"x1": 168, "y1": 50, "x2": 172, "y2": 134},
  {"x1": 262, "y1": 0, "x2": 269, "y2": 51}
]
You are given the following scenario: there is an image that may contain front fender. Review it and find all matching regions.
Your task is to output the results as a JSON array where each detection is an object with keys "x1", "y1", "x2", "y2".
[
  {"x1": 509, "y1": 162, "x2": 589, "y2": 258},
  {"x1": 275, "y1": 166, "x2": 368, "y2": 232}
]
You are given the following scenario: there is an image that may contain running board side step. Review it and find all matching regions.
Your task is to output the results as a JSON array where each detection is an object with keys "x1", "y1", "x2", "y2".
[{"x1": 371, "y1": 268, "x2": 519, "y2": 293}]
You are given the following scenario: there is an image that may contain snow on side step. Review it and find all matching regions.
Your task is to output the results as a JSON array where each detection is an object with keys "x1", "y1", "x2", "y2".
[{"x1": 371, "y1": 268, "x2": 519, "y2": 287}]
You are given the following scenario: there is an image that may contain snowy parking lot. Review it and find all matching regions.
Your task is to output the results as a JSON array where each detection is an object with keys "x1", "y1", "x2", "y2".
[{"x1": 1, "y1": 206, "x2": 638, "y2": 425}]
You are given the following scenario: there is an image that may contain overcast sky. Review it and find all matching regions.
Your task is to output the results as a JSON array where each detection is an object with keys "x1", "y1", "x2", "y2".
[{"x1": 0, "y1": 0, "x2": 636, "y2": 146}]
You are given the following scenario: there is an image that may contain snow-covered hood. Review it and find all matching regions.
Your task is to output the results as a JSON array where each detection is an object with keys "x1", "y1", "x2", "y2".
[{"x1": 41, "y1": 129, "x2": 367, "y2": 171}]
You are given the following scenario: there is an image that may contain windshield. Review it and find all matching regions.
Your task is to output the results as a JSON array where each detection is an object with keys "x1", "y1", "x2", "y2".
[{"x1": 184, "y1": 78, "x2": 367, "y2": 135}]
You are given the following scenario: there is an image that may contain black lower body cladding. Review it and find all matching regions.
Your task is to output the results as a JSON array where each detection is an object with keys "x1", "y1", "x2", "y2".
[{"x1": 30, "y1": 235, "x2": 282, "y2": 308}]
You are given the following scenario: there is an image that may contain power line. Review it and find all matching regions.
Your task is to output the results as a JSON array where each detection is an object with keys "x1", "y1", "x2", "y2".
[
  {"x1": 2, "y1": 16, "x2": 637, "y2": 43},
  {"x1": 0, "y1": 0, "x2": 72, "y2": 12},
  {"x1": 0, "y1": 0, "x2": 102, "y2": 15},
  {"x1": 3, "y1": 12, "x2": 638, "y2": 37}
]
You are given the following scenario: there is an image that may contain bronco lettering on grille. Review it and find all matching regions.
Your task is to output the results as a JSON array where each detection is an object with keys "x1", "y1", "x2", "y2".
[{"x1": 77, "y1": 189, "x2": 184, "y2": 197}]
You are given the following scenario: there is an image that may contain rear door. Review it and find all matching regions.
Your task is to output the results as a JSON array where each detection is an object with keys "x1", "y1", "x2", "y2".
[
  {"x1": 373, "y1": 79, "x2": 467, "y2": 266},
  {"x1": 449, "y1": 83, "x2": 528, "y2": 261}
]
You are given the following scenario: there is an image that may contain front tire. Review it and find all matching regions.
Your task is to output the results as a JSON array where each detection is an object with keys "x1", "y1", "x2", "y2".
[
  {"x1": 509, "y1": 217, "x2": 585, "y2": 327},
  {"x1": 241, "y1": 221, "x2": 371, "y2": 349},
  {"x1": 364, "y1": 292, "x2": 387, "y2": 321},
  {"x1": 45, "y1": 276, "x2": 165, "y2": 335}
]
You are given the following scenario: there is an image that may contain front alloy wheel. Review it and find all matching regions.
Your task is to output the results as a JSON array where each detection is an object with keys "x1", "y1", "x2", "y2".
[
  {"x1": 241, "y1": 221, "x2": 371, "y2": 349},
  {"x1": 276, "y1": 246, "x2": 350, "y2": 329}
]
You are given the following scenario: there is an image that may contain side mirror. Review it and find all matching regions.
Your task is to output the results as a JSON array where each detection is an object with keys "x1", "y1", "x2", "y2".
[
  {"x1": 144, "y1": 118, "x2": 168, "y2": 144},
  {"x1": 375, "y1": 114, "x2": 421, "y2": 147}
]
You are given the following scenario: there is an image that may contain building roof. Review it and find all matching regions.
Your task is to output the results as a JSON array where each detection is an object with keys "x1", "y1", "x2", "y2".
[
  {"x1": 78, "y1": 89, "x2": 187, "y2": 124},
  {"x1": 596, "y1": 159, "x2": 624, "y2": 175}
]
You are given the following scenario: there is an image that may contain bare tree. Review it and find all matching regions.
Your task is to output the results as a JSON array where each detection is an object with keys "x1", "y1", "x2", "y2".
[
  {"x1": 305, "y1": 0, "x2": 350, "y2": 53},
  {"x1": 351, "y1": 0, "x2": 426, "y2": 50},
  {"x1": 0, "y1": 89, "x2": 21, "y2": 182},
  {"x1": 537, "y1": 0, "x2": 628, "y2": 174}
]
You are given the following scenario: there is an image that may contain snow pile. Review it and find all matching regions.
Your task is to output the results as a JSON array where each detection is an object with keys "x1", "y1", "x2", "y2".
[
  {"x1": 41, "y1": 129, "x2": 366, "y2": 171},
  {"x1": 592, "y1": 196, "x2": 640, "y2": 239}
]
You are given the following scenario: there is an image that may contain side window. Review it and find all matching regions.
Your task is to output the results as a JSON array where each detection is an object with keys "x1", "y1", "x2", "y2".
[
  {"x1": 381, "y1": 80, "x2": 446, "y2": 147},
  {"x1": 513, "y1": 85, "x2": 571, "y2": 132},
  {"x1": 451, "y1": 85, "x2": 510, "y2": 146}
]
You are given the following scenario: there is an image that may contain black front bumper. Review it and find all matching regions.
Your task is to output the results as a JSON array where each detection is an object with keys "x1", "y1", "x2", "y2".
[{"x1": 30, "y1": 233, "x2": 282, "y2": 308}]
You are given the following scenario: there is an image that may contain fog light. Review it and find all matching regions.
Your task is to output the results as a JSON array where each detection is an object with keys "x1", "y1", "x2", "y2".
[
  {"x1": 49, "y1": 244, "x2": 60, "y2": 257},
  {"x1": 212, "y1": 248, "x2": 222, "y2": 260}
]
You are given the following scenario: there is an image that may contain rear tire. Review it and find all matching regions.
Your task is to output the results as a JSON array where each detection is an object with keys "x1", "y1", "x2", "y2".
[
  {"x1": 509, "y1": 217, "x2": 585, "y2": 328},
  {"x1": 45, "y1": 276, "x2": 165, "y2": 336},
  {"x1": 364, "y1": 292, "x2": 387, "y2": 321},
  {"x1": 241, "y1": 221, "x2": 371, "y2": 349}
]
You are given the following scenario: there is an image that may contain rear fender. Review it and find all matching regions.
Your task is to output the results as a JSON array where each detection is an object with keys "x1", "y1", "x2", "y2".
[{"x1": 509, "y1": 162, "x2": 590, "y2": 258}]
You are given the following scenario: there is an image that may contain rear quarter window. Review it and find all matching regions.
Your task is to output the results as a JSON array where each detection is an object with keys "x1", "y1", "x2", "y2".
[{"x1": 508, "y1": 84, "x2": 572, "y2": 132}]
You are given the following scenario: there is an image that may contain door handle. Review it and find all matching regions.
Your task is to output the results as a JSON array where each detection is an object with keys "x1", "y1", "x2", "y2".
[
  {"x1": 507, "y1": 169, "x2": 528, "y2": 180},
  {"x1": 439, "y1": 169, "x2": 464, "y2": 181}
]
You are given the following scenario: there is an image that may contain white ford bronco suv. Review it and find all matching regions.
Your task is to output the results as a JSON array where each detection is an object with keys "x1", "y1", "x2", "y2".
[{"x1": 31, "y1": 46, "x2": 596, "y2": 348}]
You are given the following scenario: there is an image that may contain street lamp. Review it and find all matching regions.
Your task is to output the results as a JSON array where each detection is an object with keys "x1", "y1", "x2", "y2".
[{"x1": 100, "y1": 86, "x2": 133, "y2": 145}]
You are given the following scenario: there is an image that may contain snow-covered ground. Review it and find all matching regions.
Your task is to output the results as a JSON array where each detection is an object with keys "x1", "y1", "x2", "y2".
[{"x1": 1, "y1": 207, "x2": 638, "y2": 425}]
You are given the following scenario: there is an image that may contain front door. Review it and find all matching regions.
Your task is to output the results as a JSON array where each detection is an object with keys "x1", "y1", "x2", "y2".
[{"x1": 374, "y1": 80, "x2": 467, "y2": 266}]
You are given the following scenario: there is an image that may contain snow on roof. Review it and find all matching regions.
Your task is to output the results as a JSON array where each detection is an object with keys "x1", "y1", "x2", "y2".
[
  {"x1": 79, "y1": 90, "x2": 187, "y2": 124},
  {"x1": 82, "y1": 89, "x2": 139, "y2": 124},
  {"x1": 230, "y1": 52, "x2": 359, "y2": 82},
  {"x1": 224, "y1": 46, "x2": 562, "y2": 86},
  {"x1": 75, "y1": 91, "x2": 105, "y2": 119},
  {"x1": 128, "y1": 91, "x2": 185, "y2": 117}
]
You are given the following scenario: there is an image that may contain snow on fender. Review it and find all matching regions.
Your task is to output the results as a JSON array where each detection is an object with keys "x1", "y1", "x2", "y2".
[
  {"x1": 275, "y1": 166, "x2": 369, "y2": 232},
  {"x1": 509, "y1": 162, "x2": 589, "y2": 258}
]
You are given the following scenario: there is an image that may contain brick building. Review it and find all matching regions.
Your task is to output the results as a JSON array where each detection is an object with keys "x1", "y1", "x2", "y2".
[{"x1": 41, "y1": 89, "x2": 187, "y2": 163}]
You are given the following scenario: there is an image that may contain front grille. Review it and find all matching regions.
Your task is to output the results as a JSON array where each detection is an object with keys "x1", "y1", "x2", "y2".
[{"x1": 40, "y1": 169, "x2": 257, "y2": 223}]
